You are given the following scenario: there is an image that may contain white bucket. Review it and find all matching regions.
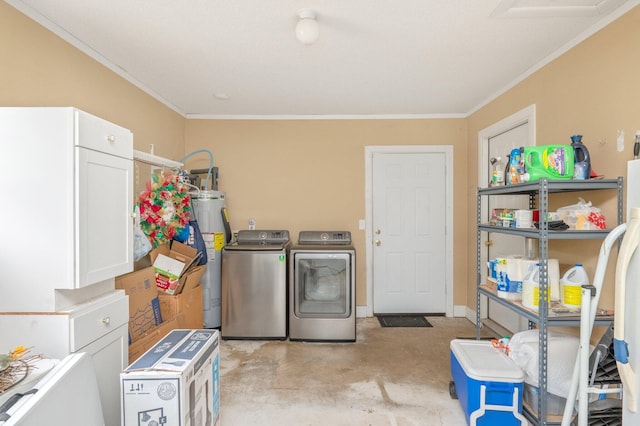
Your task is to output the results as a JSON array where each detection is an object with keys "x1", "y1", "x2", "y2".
[{"x1": 560, "y1": 264, "x2": 589, "y2": 309}]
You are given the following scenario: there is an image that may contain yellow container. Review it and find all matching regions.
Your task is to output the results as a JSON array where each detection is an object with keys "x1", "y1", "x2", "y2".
[
  {"x1": 560, "y1": 264, "x2": 589, "y2": 309},
  {"x1": 522, "y1": 266, "x2": 550, "y2": 311}
]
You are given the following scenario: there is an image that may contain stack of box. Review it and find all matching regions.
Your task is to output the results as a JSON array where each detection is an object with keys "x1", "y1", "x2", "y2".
[
  {"x1": 121, "y1": 329, "x2": 220, "y2": 426},
  {"x1": 116, "y1": 241, "x2": 206, "y2": 364}
]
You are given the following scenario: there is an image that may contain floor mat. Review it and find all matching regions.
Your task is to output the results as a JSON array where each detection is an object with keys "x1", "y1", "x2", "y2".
[{"x1": 377, "y1": 315, "x2": 433, "y2": 328}]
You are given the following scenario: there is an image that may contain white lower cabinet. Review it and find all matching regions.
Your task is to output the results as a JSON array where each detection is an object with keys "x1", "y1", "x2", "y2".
[
  {"x1": 81, "y1": 321, "x2": 128, "y2": 426},
  {"x1": 0, "y1": 291, "x2": 128, "y2": 426}
]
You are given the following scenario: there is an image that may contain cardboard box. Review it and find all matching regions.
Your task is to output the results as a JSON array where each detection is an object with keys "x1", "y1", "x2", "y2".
[
  {"x1": 158, "y1": 284, "x2": 204, "y2": 330},
  {"x1": 122, "y1": 329, "x2": 220, "y2": 426},
  {"x1": 127, "y1": 317, "x2": 180, "y2": 364},
  {"x1": 150, "y1": 242, "x2": 204, "y2": 295},
  {"x1": 115, "y1": 267, "x2": 163, "y2": 342}
]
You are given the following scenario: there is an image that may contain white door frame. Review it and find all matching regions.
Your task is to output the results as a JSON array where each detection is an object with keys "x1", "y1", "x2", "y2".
[
  {"x1": 477, "y1": 105, "x2": 536, "y2": 187},
  {"x1": 365, "y1": 145, "x2": 454, "y2": 317},
  {"x1": 476, "y1": 104, "x2": 536, "y2": 323}
]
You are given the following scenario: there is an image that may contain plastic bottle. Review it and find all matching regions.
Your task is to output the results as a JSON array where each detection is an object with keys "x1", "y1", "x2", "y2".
[
  {"x1": 522, "y1": 263, "x2": 549, "y2": 311},
  {"x1": 507, "y1": 147, "x2": 525, "y2": 185},
  {"x1": 490, "y1": 157, "x2": 505, "y2": 186},
  {"x1": 570, "y1": 134, "x2": 591, "y2": 180},
  {"x1": 523, "y1": 145, "x2": 574, "y2": 181},
  {"x1": 560, "y1": 264, "x2": 589, "y2": 309},
  {"x1": 504, "y1": 154, "x2": 511, "y2": 185}
]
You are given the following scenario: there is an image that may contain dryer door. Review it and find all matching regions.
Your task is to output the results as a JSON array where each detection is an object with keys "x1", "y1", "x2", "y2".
[{"x1": 293, "y1": 253, "x2": 351, "y2": 318}]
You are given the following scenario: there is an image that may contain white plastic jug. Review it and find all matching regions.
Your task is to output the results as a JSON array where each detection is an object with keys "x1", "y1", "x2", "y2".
[
  {"x1": 560, "y1": 264, "x2": 589, "y2": 309},
  {"x1": 522, "y1": 264, "x2": 550, "y2": 311}
]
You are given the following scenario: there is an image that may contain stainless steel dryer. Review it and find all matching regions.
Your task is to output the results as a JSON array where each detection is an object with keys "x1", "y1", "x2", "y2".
[
  {"x1": 289, "y1": 231, "x2": 356, "y2": 342},
  {"x1": 221, "y1": 230, "x2": 290, "y2": 339}
]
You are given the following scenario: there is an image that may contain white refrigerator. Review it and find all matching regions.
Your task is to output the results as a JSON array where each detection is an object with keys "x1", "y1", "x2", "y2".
[{"x1": 620, "y1": 160, "x2": 640, "y2": 423}]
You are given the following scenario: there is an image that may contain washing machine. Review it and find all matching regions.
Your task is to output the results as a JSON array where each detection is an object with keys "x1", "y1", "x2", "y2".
[
  {"x1": 221, "y1": 229, "x2": 290, "y2": 340},
  {"x1": 289, "y1": 231, "x2": 356, "y2": 342}
]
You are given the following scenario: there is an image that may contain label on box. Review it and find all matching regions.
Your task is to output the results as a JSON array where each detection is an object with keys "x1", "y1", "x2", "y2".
[{"x1": 155, "y1": 273, "x2": 179, "y2": 294}]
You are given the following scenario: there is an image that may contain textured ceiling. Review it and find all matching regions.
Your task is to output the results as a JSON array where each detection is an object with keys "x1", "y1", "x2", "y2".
[{"x1": 6, "y1": 0, "x2": 639, "y2": 118}]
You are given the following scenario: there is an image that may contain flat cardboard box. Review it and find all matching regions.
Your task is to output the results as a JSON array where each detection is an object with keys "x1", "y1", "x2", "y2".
[
  {"x1": 121, "y1": 329, "x2": 220, "y2": 426},
  {"x1": 115, "y1": 267, "x2": 163, "y2": 342},
  {"x1": 158, "y1": 284, "x2": 204, "y2": 329},
  {"x1": 127, "y1": 317, "x2": 179, "y2": 364}
]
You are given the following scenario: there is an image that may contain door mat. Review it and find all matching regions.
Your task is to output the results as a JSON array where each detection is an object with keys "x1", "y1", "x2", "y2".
[{"x1": 376, "y1": 315, "x2": 433, "y2": 328}]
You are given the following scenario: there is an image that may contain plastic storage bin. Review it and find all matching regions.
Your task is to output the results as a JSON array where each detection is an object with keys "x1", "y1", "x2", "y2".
[
  {"x1": 450, "y1": 339, "x2": 527, "y2": 426},
  {"x1": 523, "y1": 384, "x2": 568, "y2": 416}
]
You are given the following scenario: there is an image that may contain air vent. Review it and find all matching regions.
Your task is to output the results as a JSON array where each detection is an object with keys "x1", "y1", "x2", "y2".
[{"x1": 492, "y1": 0, "x2": 625, "y2": 18}]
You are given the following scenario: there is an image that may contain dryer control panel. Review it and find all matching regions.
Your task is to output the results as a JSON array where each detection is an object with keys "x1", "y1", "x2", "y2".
[{"x1": 298, "y1": 231, "x2": 351, "y2": 245}]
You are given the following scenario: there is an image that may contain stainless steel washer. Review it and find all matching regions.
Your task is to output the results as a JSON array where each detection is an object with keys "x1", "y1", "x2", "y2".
[
  {"x1": 221, "y1": 230, "x2": 290, "y2": 339},
  {"x1": 289, "y1": 231, "x2": 356, "y2": 342}
]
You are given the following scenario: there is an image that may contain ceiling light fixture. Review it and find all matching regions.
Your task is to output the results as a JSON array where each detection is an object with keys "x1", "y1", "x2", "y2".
[{"x1": 295, "y1": 9, "x2": 319, "y2": 45}]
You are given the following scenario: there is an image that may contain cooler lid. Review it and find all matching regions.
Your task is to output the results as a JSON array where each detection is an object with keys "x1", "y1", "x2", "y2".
[{"x1": 450, "y1": 339, "x2": 524, "y2": 382}]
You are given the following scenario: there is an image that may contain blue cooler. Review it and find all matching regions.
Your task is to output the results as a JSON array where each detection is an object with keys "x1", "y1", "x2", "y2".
[{"x1": 450, "y1": 339, "x2": 527, "y2": 426}]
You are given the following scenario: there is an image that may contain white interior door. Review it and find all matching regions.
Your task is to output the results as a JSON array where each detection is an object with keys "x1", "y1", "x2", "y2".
[
  {"x1": 478, "y1": 105, "x2": 536, "y2": 333},
  {"x1": 372, "y1": 151, "x2": 447, "y2": 314}
]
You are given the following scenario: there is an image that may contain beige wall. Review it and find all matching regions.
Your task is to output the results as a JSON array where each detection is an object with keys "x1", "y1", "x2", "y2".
[
  {"x1": 4, "y1": 0, "x2": 639, "y2": 314},
  {"x1": 185, "y1": 119, "x2": 468, "y2": 306},
  {"x1": 466, "y1": 6, "x2": 640, "y2": 311},
  {"x1": 0, "y1": 2, "x2": 185, "y2": 160}
]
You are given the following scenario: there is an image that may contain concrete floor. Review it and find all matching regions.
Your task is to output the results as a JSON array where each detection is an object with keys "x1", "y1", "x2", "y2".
[{"x1": 220, "y1": 316, "x2": 491, "y2": 425}]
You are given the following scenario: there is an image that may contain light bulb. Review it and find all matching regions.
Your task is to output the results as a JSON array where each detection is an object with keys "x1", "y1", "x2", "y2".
[{"x1": 296, "y1": 10, "x2": 319, "y2": 45}]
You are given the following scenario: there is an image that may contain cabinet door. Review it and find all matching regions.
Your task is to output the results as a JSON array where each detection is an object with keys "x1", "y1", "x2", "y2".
[
  {"x1": 80, "y1": 323, "x2": 128, "y2": 426},
  {"x1": 77, "y1": 147, "x2": 133, "y2": 287}
]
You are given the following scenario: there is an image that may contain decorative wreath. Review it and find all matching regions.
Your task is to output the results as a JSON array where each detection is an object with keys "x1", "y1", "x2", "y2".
[
  {"x1": 138, "y1": 170, "x2": 192, "y2": 247},
  {"x1": 1, "y1": 346, "x2": 41, "y2": 393}
]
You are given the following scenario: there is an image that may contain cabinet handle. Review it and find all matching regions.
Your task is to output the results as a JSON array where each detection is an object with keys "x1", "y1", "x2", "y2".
[
  {"x1": 101, "y1": 316, "x2": 111, "y2": 325},
  {"x1": 106, "y1": 134, "x2": 116, "y2": 143},
  {"x1": 375, "y1": 240, "x2": 381, "y2": 246}
]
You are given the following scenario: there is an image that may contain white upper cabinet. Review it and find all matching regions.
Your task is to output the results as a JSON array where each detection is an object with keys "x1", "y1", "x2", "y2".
[{"x1": 1, "y1": 107, "x2": 134, "y2": 312}]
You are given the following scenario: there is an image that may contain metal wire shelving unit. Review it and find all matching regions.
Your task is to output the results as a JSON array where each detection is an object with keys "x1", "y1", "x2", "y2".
[{"x1": 475, "y1": 177, "x2": 623, "y2": 426}]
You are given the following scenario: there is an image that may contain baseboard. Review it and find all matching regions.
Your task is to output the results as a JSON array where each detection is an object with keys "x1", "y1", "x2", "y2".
[
  {"x1": 453, "y1": 305, "x2": 467, "y2": 318},
  {"x1": 465, "y1": 306, "x2": 479, "y2": 324},
  {"x1": 356, "y1": 305, "x2": 368, "y2": 318}
]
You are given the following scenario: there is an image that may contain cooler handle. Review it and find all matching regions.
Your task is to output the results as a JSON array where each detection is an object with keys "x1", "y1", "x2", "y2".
[{"x1": 469, "y1": 384, "x2": 527, "y2": 426}]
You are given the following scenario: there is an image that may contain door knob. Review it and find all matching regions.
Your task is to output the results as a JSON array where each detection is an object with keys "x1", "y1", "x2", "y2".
[
  {"x1": 375, "y1": 240, "x2": 381, "y2": 246},
  {"x1": 375, "y1": 229, "x2": 381, "y2": 235}
]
